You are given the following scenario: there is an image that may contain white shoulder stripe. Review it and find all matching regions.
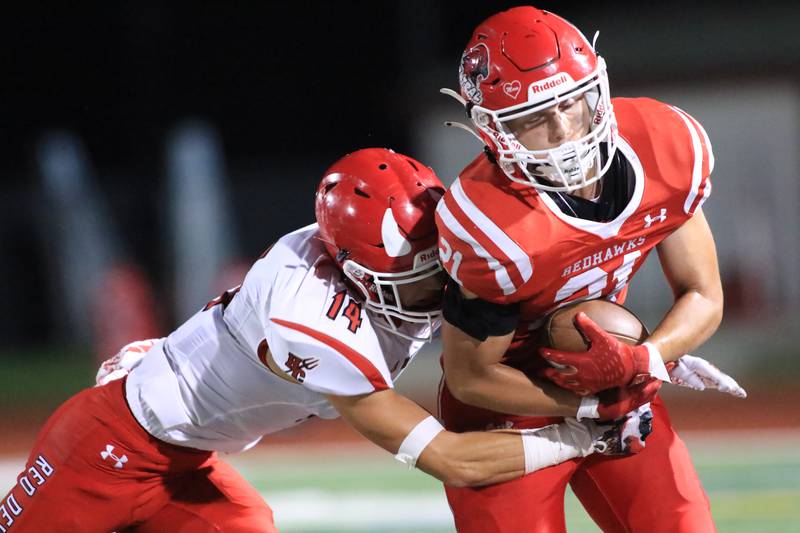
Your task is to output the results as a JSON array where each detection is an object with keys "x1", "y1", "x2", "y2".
[
  {"x1": 450, "y1": 179, "x2": 533, "y2": 283},
  {"x1": 691, "y1": 113, "x2": 714, "y2": 174},
  {"x1": 436, "y1": 199, "x2": 517, "y2": 295},
  {"x1": 669, "y1": 106, "x2": 705, "y2": 214}
]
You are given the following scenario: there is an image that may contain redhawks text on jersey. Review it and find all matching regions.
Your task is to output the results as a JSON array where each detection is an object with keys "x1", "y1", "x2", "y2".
[{"x1": 436, "y1": 98, "x2": 713, "y2": 329}]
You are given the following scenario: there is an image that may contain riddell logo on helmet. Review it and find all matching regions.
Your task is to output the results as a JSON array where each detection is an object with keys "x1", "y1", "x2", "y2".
[
  {"x1": 593, "y1": 102, "x2": 606, "y2": 125},
  {"x1": 413, "y1": 246, "x2": 439, "y2": 268},
  {"x1": 528, "y1": 74, "x2": 573, "y2": 95}
]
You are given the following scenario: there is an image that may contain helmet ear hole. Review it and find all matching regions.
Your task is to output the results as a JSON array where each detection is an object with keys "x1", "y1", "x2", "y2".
[{"x1": 378, "y1": 163, "x2": 388, "y2": 170}]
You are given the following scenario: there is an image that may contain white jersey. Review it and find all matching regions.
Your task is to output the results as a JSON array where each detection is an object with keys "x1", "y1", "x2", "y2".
[{"x1": 125, "y1": 224, "x2": 434, "y2": 453}]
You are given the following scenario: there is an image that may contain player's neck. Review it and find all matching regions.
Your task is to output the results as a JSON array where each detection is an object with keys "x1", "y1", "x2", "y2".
[{"x1": 570, "y1": 180, "x2": 601, "y2": 201}]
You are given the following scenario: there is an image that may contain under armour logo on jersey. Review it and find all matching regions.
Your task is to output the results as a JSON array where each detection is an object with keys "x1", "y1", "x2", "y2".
[
  {"x1": 100, "y1": 444, "x2": 128, "y2": 469},
  {"x1": 643, "y1": 208, "x2": 667, "y2": 228},
  {"x1": 285, "y1": 353, "x2": 319, "y2": 383}
]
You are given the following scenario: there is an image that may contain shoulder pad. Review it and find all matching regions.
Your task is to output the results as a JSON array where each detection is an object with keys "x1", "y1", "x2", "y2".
[
  {"x1": 615, "y1": 97, "x2": 714, "y2": 215},
  {"x1": 267, "y1": 317, "x2": 392, "y2": 396},
  {"x1": 458, "y1": 150, "x2": 495, "y2": 182},
  {"x1": 436, "y1": 176, "x2": 534, "y2": 303},
  {"x1": 260, "y1": 240, "x2": 393, "y2": 396}
]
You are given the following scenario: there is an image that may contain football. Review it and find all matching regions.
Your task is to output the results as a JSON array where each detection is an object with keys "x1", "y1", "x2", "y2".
[{"x1": 544, "y1": 299, "x2": 649, "y2": 352}]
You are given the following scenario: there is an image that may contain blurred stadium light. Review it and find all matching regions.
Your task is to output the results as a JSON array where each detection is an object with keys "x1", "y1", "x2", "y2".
[
  {"x1": 37, "y1": 131, "x2": 161, "y2": 358},
  {"x1": 2, "y1": 2, "x2": 800, "y2": 530},
  {"x1": 167, "y1": 120, "x2": 241, "y2": 320},
  {"x1": 37, "y1": 131, "x2": 119, "y2": 344}
]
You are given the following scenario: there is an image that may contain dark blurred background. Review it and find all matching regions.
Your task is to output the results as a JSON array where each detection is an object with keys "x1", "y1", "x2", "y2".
[
  {"x1": 1, "y1": 0, "x2": 799, "y2": 422},
  {"x1": 1, "y1": 3, "x2": 799, "y2": 530}
]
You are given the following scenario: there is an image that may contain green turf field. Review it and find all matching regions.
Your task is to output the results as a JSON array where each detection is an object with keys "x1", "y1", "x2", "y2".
[
  {"x1": 215, "y1": 432, "x2": 800, "y2": 533},
  {"x1": 2, "y1": 436, "x2": 797, "y2": 532},
  {"x1": 1, "y1": 352, "x2": 797, "y2": 531}
]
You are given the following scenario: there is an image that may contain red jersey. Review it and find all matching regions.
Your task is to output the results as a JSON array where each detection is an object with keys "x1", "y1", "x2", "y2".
[{"x1": 436, "y1": 97, "x2": 713, "y2": 358}]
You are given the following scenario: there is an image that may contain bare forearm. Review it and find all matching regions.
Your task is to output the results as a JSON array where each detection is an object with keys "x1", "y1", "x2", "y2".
[
  {"x1": 443, "y1": 318, "x2": 580, "y2": 417},
  {"x1": 448, "y1": 363, "x2": 580, "y2": 417},
  {"x1": 418, "y1": 430, "x2": 525, "y2": 487},
  {"x1": 328, "y1": 389, "x2": 593, "y2": 488},
  {"x1": 329, "y1": 390, "x2": 526, "y2": 487},
  {"x1": 652, "y1": 209, "x2": 724, "y2": 363},
  {"x1": 647, "y1": 288, "x2": 723, "y2": 363}
]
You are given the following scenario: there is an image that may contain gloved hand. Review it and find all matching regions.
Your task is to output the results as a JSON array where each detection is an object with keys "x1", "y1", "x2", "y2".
[
  {"x1": 576, "y1": 378, "x2": 662, "y2": 422},
  {"x1": 95, "y1": 338, "x2": 163, "y2": 386},
  {"x1": 564, "y1": 400, "x2": 655, "y2": 458},
  {"x1": 667, "y1": 354, "x2": 747, "y2": 398},
  {"x1": 588, "y1": 403, "x2": 655, "y2": 455},
  {"x1": 540, "y1": 312, "x2": 669, "y2": 395}
]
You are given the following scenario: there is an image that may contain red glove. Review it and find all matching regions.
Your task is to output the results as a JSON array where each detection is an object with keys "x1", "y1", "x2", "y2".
[
  {"x1": 576, "y1": 378, "x2": 661, "y2": 421},
  {"x1": 540, "y1": 312, "x2": 653, "y2": 395}
]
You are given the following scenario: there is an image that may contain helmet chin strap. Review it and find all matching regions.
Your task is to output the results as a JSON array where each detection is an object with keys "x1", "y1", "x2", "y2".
[{"x1": 520, "y1": 141, "x2": 600, "y2": 192}]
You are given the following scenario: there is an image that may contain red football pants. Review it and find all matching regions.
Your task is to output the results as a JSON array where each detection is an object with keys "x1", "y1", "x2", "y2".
[
  {"x1": 0, "y1": 378, "x2": 276, "y2": 533},
  {"x1": 441, "y1": 386, "x2": 715, "y2": 533}
]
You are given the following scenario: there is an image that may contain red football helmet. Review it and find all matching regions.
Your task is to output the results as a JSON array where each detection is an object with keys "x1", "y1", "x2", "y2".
[
  {"x1": 451, "y1": 6, "x2": 617, "y2": 192},
  {"x1": 315, "y1": 148, "x2": 445, "y2": 341}
]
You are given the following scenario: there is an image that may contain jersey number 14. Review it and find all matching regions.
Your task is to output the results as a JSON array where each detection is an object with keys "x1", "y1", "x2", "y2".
[{"x1": 326, "y1": 291, "x2": 363, "y2": 333}]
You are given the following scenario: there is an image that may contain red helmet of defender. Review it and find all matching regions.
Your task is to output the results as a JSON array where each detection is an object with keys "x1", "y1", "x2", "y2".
[
  {"x1": 453, "y1": 6, "x2": 617, "y2": 192},
  {"x1": 315, "y1": 148, "x2": 445, "y2": 341}
]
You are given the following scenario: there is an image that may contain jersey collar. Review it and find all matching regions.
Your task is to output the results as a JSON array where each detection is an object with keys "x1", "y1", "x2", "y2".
[{"x1": 535, "y1": 136, "x2": 644, "y2": 239}]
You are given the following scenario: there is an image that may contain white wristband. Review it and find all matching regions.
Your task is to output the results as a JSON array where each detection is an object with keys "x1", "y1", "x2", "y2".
[
  {"x1": 643, "y1": 342, "x2": 671, "y2": 382},
  {"x1": 394, "y1": 416, "x2": 445, "y2": 468},
  {"x1": 577, "y1": 396, "x2": 600, "y2": 420}
]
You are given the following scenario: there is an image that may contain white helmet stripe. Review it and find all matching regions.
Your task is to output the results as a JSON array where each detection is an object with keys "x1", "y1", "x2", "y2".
[{"x1": 381, "y1": 208, "x2": 412, "y2": 257}]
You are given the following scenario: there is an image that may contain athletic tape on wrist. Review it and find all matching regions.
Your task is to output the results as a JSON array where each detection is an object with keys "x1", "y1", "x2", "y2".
[
  {"x1": 394, "y1": 416, "x2": 445, "y2": 468},
  {"x1": 577, "y1": 396, "x2": 600, "y2": 420},
  {"x1": 643, "y1": 342, "x2": 671, "y2": 382},
  {"x1": 521, "y1": 420, "x2": 591, "y2": 474}
]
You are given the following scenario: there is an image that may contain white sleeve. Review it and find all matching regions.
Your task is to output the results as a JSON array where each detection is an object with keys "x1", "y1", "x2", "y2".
[{"x1": 266, "y1": 317, "x2": 393, "y2": 396}]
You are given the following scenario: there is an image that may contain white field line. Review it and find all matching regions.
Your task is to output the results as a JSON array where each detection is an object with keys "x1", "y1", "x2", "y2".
[
  {"x1": 0, "y1": 458, "x2": 24, "y2": 491},
  {"x1": 1, "y1": 429, "x2": 797, "y2": 529},
  {"x1": 265, "y1": 489, "x2": 453, "y2": 529}
]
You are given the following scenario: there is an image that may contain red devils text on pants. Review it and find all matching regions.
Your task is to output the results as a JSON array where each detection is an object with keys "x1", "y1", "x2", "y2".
[{"x1": 1, "y1": 378, "x2": 276, "y2": 533}]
